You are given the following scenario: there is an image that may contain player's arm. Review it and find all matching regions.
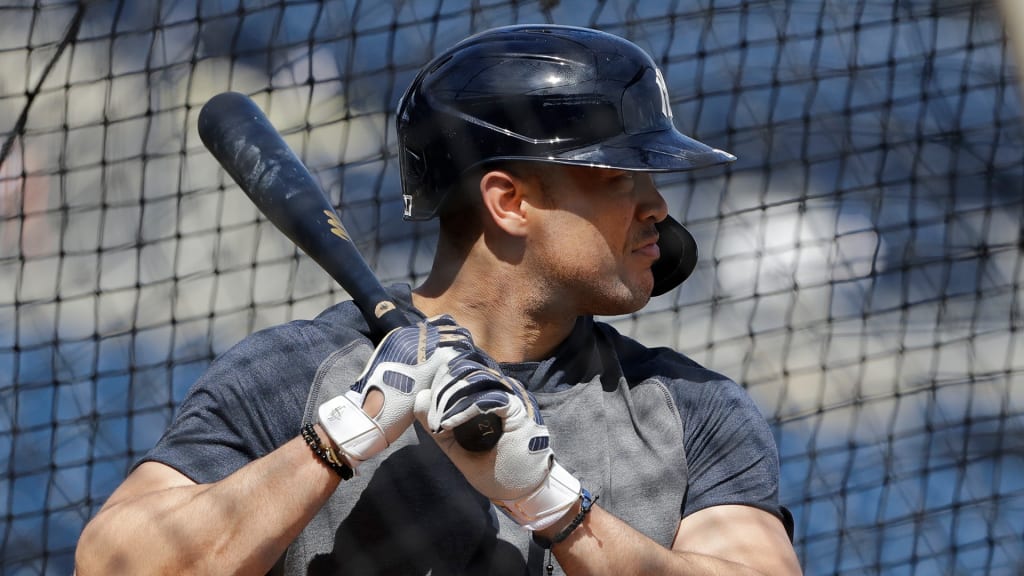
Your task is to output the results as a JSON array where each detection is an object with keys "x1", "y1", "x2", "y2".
[
  {"x1": 414, "y1": 315, "x2": 801, "y2": 575},
  {"x1": 542, "y1": 502, "x2": 800, "y2": 575},
  {"x1": 76, "y1": 318, "x2": 468, "y2": 575},
  {"x1": 75, "y1": 429, "x2": 342, "y2": 575}
]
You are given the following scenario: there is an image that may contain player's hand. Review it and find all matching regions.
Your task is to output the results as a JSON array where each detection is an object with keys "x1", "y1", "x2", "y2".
[
  {"x1": 318, "y1": 315, "x2": 472, "y2": 469},
  {"x1": 413, "y1": 351, "x2": 581, "y2": 531}
]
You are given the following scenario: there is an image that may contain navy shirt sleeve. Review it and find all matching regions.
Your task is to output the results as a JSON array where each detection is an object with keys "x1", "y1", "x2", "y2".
[
  {"x1": 614, "y1": 332, "x2": 793, "y2": 538},
  {"x1": 137, "y1": 300, "x2": 376, "y2": 484},
  {"x1": 139, "y1": 321, "x2": 318, "y2": 483},
  {"x1": 675, "y1": 378, "x2": 782, "y2": 517},
  {"x1": 661, "y1": 361, "x2": 794, "y2": 538}
]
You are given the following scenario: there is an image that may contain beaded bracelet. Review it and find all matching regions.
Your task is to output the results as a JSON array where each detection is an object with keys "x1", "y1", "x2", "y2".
[
  {"x1": 301, "y1": 423, "x2": 354, "y2": 480},
  {"x1": 533, "y1": 488, "x2": 598, "y2": 549}
]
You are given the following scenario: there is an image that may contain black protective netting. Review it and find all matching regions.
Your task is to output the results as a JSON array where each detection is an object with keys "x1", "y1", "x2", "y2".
[{"x1": 2, "y1": 1, "x2": 1022, "y2": 574}]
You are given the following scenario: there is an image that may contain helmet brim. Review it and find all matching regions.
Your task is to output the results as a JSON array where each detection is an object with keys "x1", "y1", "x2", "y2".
[{"x1": 550, "y1": 127, "x2": 736, "y2": 172}]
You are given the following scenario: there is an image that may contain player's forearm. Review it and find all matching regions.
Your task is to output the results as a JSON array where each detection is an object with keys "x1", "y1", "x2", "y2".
[
  {"x1": 75, "y1": 433, "x2": 340, "y2": 575},
  {"x1": 548, "y1": 506, "x2": 794, "y2": 576}
]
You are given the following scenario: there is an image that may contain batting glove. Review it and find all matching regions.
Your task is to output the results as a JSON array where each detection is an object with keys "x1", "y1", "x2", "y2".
[
  {"x1": 318, "y1": 315, "x2": 472, "y2": 469},
  {"x1": 413, "y1": 352, "x2": 581, "y2": 531}
]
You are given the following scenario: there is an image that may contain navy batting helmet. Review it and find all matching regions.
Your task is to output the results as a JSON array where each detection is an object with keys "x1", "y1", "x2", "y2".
[{"x1": 396, "y1": 24, "x2": 735, "y2": 295}]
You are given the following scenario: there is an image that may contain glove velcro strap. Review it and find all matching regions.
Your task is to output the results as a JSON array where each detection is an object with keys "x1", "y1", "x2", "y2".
[
  {"x1": 493, "y1": 461, "x2": 581, "y2": 531},
  {"x1": 318, "y1": 392, "x2": 388, "y2": 468}
]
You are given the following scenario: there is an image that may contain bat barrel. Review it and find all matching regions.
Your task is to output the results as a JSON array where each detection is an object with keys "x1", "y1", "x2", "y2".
[
  {"x1": 197, "y1": 92, "x2": 321, "y2": 251},
  {"x1": 198, "y1": 91, "x2": 500, "y2": 452},
  {"x1": 197, "y1": 92, "x2": 407, "y2": 339}
]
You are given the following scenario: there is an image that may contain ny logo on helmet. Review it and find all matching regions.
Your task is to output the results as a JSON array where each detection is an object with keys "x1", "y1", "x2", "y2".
[{"x1": 654, "y1": 67, "x2": 673, "y2": 120}]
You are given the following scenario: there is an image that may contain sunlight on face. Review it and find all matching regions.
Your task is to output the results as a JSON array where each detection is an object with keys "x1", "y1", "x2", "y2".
[{"x1": 524, "y1": 165, "x2": 668, "y2": 316}]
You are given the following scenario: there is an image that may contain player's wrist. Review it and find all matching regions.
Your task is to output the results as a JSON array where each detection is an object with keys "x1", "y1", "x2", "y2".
[
  {"x1": 532, "y1": 496, "x2": 582, "y2": 541},
  {"x1": 300, "y1": 423, "x2": 355, "y2": 480},
  {"x1": 492, "y1": 460, "x2": 581, "y2": 531},
  {"x1": 531, "y1": 487, "x2": 598, "y2": 549},
  {"x1": 317, "y1": 391, "x2": 388, "y2": 470},
  {"x1": 311, "y1": 423, "x2": 350, "y2": 464}
]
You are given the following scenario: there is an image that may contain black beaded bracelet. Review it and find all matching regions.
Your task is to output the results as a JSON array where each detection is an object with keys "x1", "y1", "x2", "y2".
[
  {"x1": 533, "y1": 488, "x2": 598, "y2": 549},
  {"x1": 301, "y1": 423, "x2": 354, "y2": 480}
]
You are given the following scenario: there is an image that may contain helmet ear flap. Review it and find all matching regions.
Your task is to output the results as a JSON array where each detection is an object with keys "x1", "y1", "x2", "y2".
[
  {"x1": 399, "y1": 146, "x2": 424, "y2": 219},
  {"x1": 651, "y1": 215, "x2": 698, "y2": 296},
  {"x1": 399, "y1": 142, "x2": 443, "y2": 220}
]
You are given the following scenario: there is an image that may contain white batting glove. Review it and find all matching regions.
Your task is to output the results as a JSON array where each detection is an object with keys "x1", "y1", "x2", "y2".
[
  {"x1": 318, "y1": 315, "x2": 472, "y2": 469},
  {"x1": 413, "y1": 352, "x2": 581, "y2": 531}
]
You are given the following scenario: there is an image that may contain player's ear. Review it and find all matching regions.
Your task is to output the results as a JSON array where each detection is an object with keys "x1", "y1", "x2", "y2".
[{"x1": 479, "y1": 169, "x2": 529, "y2": 237}]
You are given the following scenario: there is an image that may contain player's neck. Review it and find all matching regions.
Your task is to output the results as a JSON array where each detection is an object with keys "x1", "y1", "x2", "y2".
[{"x1": 412, "y1": 237, "x2": 576, "y2": 363}]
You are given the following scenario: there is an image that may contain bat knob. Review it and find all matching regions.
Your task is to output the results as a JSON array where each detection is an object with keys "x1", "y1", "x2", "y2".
[{"x1": 453, "y1": 414, "x2": 503, "y2": 452}]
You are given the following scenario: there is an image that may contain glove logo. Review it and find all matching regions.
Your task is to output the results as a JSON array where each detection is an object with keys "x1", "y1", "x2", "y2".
[{"x1": 326, "y1": 404, "x2": 347, "y2": 422}]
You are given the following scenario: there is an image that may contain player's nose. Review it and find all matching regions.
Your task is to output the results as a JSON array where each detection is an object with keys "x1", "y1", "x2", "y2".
[{"x1": 635, "y1": 174, "x2": 669, "y2": 223}]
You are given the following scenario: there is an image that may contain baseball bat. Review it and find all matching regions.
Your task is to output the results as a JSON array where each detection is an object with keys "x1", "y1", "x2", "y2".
[{"x1": 197, "y1": 91, "x2": 501, "y2": 452}]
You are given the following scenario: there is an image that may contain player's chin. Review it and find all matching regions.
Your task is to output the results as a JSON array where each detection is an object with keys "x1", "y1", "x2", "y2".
[{"x1": 592, "y1": 274, "x2": 654, "y2": 316}]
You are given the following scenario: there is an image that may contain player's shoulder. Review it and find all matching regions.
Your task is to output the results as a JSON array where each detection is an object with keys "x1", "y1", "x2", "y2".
[
  {"x1": 592, "y1": 320, "x2": 762, "y2": 414},
  {"x1": 592, "y1": 320, "x2": 732, "y2": 387},
  {"x1": 180, "y1": 292, "x2": 386, "y2": 412},
  {"x1": 217, "y1": 283, "x2": 415, "y2": 368},
  {"x1": 218, "y1": 300, "x2": 368, "y2": 368},
  {"x1": 592, "y1": 321, "x2": 767, "y2": 432}
]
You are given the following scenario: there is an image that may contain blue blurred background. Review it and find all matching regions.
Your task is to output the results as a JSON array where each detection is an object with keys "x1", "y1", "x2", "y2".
[{"x1": 1, "y1": 1, "x2": 1022, "y2": 574}]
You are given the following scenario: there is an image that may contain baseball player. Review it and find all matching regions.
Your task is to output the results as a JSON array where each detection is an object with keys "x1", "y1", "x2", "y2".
[{"x1": 76, "y1": 25, "x2": 800, "y2": 575}]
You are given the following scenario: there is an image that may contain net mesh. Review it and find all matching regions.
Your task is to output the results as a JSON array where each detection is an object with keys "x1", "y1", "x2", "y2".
[{"x1": 2, "y1": 1, "x2": 1022, "y2": 574}]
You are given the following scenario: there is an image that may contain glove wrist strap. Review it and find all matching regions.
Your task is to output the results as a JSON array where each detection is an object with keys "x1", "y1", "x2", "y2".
[
  {"x1": 318, "y1": 391, "x2": 388, "y2": 469},
  {"x1": 493, "y1": 460, "x2": 581, "y2": 531}
]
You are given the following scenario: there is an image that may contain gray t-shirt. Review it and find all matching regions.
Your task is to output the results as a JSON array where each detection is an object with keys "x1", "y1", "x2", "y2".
[{"x1": 141, "y1": 284, "x2": 792, "y2": 574}]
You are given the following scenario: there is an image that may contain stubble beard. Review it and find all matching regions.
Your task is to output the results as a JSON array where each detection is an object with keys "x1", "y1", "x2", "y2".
[{"x1": 560, "y1": 266, "x2": 653, "y2": 318}]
